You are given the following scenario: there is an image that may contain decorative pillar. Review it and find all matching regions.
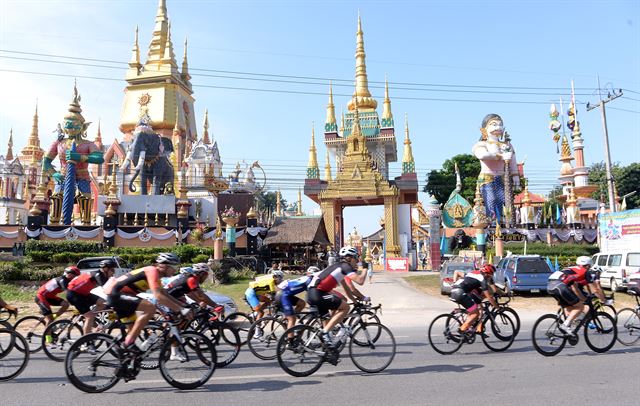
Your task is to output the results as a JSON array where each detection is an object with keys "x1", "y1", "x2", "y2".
[
  {"x1": 321, "y1": 200, "x2": 336, "y2": 248},
  {"x1": 472, "y1": 185, "x2": 489, "y2": 256},
  {"x1": 223, "y1": 215, "x2": 239, "y2": 257},
  {"x1": 383, "y1": 194, "x2": 401, "y2": 258},
  {"x1": 246, "y1": 206, "x2": 258, "y2": 255},
  {"x1": 494, "y1": 223, "x2": 504, "y2": 259},
  {"x1": 175, "y1": 169, "x2": 191, "y2": 241},
  {"x1": 213, "y1": 215, "x2": 224, "y2": 260}
]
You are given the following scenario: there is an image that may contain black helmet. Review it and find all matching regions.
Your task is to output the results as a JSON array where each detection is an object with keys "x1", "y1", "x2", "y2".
[{"x1": 99, "y1": 259, "x2": 117, "y2": 268}]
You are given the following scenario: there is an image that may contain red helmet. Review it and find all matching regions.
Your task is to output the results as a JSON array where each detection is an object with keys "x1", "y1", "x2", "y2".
[
  {"x1": 64, "y1": 266, "x2": 81, "y2": 277},
  {"x1": 480, "y1": 264, "x2": 496, "y2": 276}
]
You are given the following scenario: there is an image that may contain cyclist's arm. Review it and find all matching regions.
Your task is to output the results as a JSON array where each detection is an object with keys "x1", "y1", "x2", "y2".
[
  {"x1": 146, "y1": 269, "x2": 185, "y2": 312},
  {"x1": 344, "y1": 276, "x2": 366, "y2": 301},
  {"x1": 186, "y1": 289, "x2": 218, "y2": 308},
  {"x1": 339, "y1": 279, "x2": 357, "y2": 301},
  {"x1": 570, "y1": 283, "x2": 587, "y2": 302},
  {"x1": 349, "y1": 269, "x2": 367, "y2": 285},
  {"x1": 483, "y1": 288, "x2": 499, "y2": 308}
]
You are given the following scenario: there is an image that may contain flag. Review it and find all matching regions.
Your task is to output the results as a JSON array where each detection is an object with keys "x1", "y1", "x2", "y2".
[
  {"x1": 621, "y1": 197, "x2": 627, "y2": 211},
  {"x1": 439, "y1": 234, "x2": 447, "y2": 255},
  {"x1": 488, "y1": 251, "x2": 493, "y2": 265},
  {"x1": 545, "y1": 256, "x2": 553, "y2": 270},
  {"x1": 555, "y1": 204, "x2": 561, "y2": 225},
  {"x1": 554, "y1": 256, "x2": 559, "y2": 271}
]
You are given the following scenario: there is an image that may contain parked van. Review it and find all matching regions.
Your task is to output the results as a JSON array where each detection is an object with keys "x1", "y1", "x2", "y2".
[{"x1": 591, "y1": 251, "x2": 640, "y2": 292}]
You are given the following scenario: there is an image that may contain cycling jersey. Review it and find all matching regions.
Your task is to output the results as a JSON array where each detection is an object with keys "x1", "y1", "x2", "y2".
[
  {"x1": 553, "y1": 266, "x2": 592, "y2": 287},
  {"x1": 163, "y1": 274, "x2": 200, "y2": 299},
  {"x1": 249, "y1": 275, "x2": 277, "y2": 295},
  {"x1": 111, "y1": 266, "x2": 162, "y2": 295},
  {"x1": 278, "y1": 275, "x2": 311, "y2": 296},
  {"x1": 309, "y1": 262, "x2": 356, "y2": 292},
  {"x1": 37, "y1": 276, "x2": 69, "y2": 300},
  {"x1": 452, "y1": 271, "x2": 489, "y2": 295},
  {"x1": 67, "y1": 271, "x2": 109, "y2": 296}
]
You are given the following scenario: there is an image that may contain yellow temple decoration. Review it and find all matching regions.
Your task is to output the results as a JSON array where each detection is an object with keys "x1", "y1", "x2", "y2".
[
  {"x1": 347, "y1": 14, "x2": 377, "y2": 111},
  {"x1": 382, "y1": 75, "x2": 393, "y2": 120},
  {"x1": 401, "y1": 113, "x2": 415, "y2": 174},
  {"x1": 306, "y1": 123, "x2": 320, "y2": 179}
]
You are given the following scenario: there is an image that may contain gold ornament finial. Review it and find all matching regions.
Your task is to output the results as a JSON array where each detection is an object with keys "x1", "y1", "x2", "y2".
[
  {"x1": 202, "y1": 108, "x2": 210, "y2": 144},
  {"x1": 181, "y1": 36, "x2": 191, "y2": 81},
  {"x1": 402, "y1": 113, "x2": 415, "y2": 174},
  {"x1": 306, "y1": 122, "x2": 319, "y2": 179},
  {"x1": 326, "y1": 83, "x2": 337, "y2": 127},
  {"x1": 296, "y1": 188, "x2": 303, "y2": 216},
  {"x1": 347, "y1": 14, "x2": 377, "y2": 111},
  {"x1": 324, "y1": 149, "x2": 332, "y2": 181},
  {"x1": 382, "y1": 74, "x2": 393, "y2": 120},
  {"x1": 6, "y1": 128, "x2": 14, "y2": 161}
]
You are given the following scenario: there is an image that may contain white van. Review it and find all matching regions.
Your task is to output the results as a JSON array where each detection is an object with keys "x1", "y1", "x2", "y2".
[{"x1": 591, "y1": 251, "x2": 640, "y2": 292}]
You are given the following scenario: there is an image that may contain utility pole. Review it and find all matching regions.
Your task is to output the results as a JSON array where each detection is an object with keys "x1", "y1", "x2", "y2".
[{"x1": 586, "y1": 76, "x2": 622, "y2": 213}]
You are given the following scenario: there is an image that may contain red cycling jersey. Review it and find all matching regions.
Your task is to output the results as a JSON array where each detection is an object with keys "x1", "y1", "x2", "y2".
[
  {"x1": 560, "y1": 265, "x2": 589, "y2": 287},
  {"x1": 37, "y1": 276, "x2": 69, "y2": 301}
]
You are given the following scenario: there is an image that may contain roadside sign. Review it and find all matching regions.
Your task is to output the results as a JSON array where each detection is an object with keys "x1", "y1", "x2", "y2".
[{"x1": 386, "y1": 257, "x2": 409, "y2": 272}]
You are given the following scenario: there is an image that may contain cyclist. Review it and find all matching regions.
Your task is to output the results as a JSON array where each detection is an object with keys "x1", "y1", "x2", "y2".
[
  {"x1": 0, "y1": 296, "x2": 18, "y2": 318},
  {"x1": 36, "y1": 266, "x2": 79, "y2": 329},
  {"x1": 104, "y1": 253, "x2": 191, "y2": 352},
  {"x1": 163, "y1": 263, "x2": 220, "y2": 310},
  {"x1": 66, "y1": 259, "x2": 117, "y2": 335},
  {"x1": 245, "y1": 270, "x2": 284, "y2": 338},
  {"x1": 450, "y1": 264, "x2": 499, "y2": 335},
  {"x1": 277, "y1": 267, "x2": 316, "y2": 343},
  {"x1": 547, "y1": 256, "x2": 612, "y2": 336},
  {"x1": 307, "y1": 246, "x2": 366, "y2": 348}
]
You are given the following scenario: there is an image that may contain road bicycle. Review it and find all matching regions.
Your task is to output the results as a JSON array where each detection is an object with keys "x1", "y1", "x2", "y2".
[
  {"x1": 494, "y1": 294, "x2": 520, "y2": 337},
  {"x1": 13, "y1": 311, "x2": 72, "y2": 353},
  {"x1": 428, "y1": 300, "x2": 517, "y2": 355},
  {"x1": 276, "y1": 309, "x2": 396, "y2": 377},
  {"x1": 64, "y1": 312, "x2": 216, "y2": 393},
  {"x1": 531, "y1": 294, "x2": 617, "y2": 356},
  {"x1": 615, "y1": 289, "x2": 640, "y2": 346},
  {"x1": 0, "y1": 328, "x2": 29, "y2": 381},
  {"x1": 224, "y1": 298, "x2": 278, "y2": 345},
  {"x1": 188, "y1": 306, "x2": 241, "y2": 367}
]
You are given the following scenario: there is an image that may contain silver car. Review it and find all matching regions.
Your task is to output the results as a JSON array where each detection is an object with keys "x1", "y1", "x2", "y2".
[{"x1": 440, "y1": 262, "x2": 475, "y2": 295}]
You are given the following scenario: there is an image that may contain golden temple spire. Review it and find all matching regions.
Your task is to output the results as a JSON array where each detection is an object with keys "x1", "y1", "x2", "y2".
[
  {"x1": 6, "y1": 128, "x2": 14, "y2": 161},
  {"x1": 346, "y1": 104, "x2": 369, "y2": 158},
  {"x1": 296, "y1": 188, "x2": 303, "y2": 216},
  {"x1": 145, "y1": 0, "x2": 171, "y2": 68},
  {"x1": 306, "y1": 122, "x2": 320, "y2": 179},
  {"x1": 181, "y1": 37, "x2": 191, "y2": 81},
  {"x1": 402, "y1": 113, "x2": 415, "y2": 174},
  {"x1": 129, "y1": 26, "x2": 141, "y2": 69},
  {"x1": 21, "y1": 101, "x2": 44, "y2": 163},
  {"x1": 94, "y1": 119, "x2": 103, "y2": 151},
  {"x1": 202, "y1": 109, "x2": 210, "y2": 144},
  {"x1": 347, "y1": 14, "x2": 377, "y2": 111},
  {"x1": 325, "y1": 83, "x2": 337, "y2": 130},
  {"x1": 161, "y1": 21, "x2": 177, "y2": 70},
  {"x1": 522, "y1": 179, "x2": 531, "y2": 206},
  {"x1": 382, "y1": 74, "x2": 393, "y2": 120},
  {"x1": 276, "y1": 189, "x2": 282, "y2": 216},
  {"x1": 339, "y1": 110, "x2": 345, "y2": 134},
  {"x1": 324, "y1": 149, "x2": 332, "y2": 181}
]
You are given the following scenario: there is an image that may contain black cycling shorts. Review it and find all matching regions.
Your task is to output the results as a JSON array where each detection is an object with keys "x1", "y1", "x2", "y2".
[
  {"x1": 107, "y1": 293, "x2": 141, "y2": 319},
  {"x1": 35, "y1": 296, "x2": 65, "y2": 316},
  {"x1": 66, "y1": 290, "x2": 99, "y2": 314},
  {"x1": 307, "y1": 288, "x2": 343, "y2": 316},
  {"x1": 450, "y1": 288, "x2": 481, "y2": 310},
  {"x1": 547, "y1": 281, "x2": 580, "y2": 307}
]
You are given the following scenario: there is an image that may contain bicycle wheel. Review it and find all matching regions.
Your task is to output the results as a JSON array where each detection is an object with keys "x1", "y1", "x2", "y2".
[
  {"x1": 482, "y1": 313, "x2": 516, "y2": 352},
  {"x1": 0, "y1": 329, "x2": 29, "y2": 381},
  {"x1": 498, "y1": 307, "x2": 520, "y2": 337},
  {"x1": 428, "y1": 314, "x2": 463, "y2": 355},
  {"x1": 42, "y1": 319, "x2": 84, "y2": 362},
  {"x1": 64, "y1": 333, "x2": 122, "y2": 393},
  {"x1": 584, "y1": 311, "x2": 617, "y2": 353},
  {"x1": 158, "y1": 331, "x2": 216, "y2": 390},
  {"x1": 200, "y1": 321, "x2": 241, "y2": 367},
  {"x1": 224, "y1": 312, "x2": 253, "y2": 345},
  {"x1": 616, "y1": 308, "x2": 640, "y2": 346},
  {"x1": 347, "y1": 310, "x2": 381, "y2": 327},
  {"x1": 0, "y1": 308, "x2": 12, "y2": 323},
  {"x1": 248, "y1": 316, "x2": 287, "y2": 360},
  {"x1": 276, "y1": 324, "x2": 325, "y2": 377},
  {"x1": 597, "y1": 304, "x2": 618, "y2": 322},
  {"x1": 14, "y1": 315, "x2": 47, "y2": 353},
  {"x1": 531, "y1": 314, "x2": 567, "y2": 356},
  {"x1": 349, "y1": 322, "x2": 396, "y2": 373}
]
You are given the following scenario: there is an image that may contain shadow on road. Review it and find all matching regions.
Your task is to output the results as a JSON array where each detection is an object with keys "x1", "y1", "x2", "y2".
[
  {"x1": 120, "y1": 379, "x2": 322, "y2": 394},
  {"x1": 335, "y1": 363, "x2": 484, "y2": 377}
]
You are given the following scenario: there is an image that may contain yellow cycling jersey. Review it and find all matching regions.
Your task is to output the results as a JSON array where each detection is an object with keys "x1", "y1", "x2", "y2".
[{"x1": 249, "y1": 275, "x2": 276, "y2": 294}]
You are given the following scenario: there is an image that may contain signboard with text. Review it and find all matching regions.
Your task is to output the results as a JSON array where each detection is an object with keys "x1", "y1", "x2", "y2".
[
  {"x1": 599, "y1": 209, "x2": 640, "y2": 252},
  {"x1": 386, "y1": 257, "x2": 409, "y2": 272}
]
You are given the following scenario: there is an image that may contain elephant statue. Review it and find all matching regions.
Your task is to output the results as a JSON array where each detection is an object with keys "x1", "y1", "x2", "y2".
[{"x1": 122, "y1": 119, "x2": 174, "y2": 195}]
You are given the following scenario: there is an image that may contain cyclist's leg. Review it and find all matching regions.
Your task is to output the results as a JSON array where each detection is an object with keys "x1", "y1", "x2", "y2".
[
  {"x1": 124, "y1": 299, "x2": 154, "y2": 347},
  {"x1": 451, "y1": 289, "x2": 477, "y2": 332},
  {"x1": 322, "y1": 295, "x2": 348, "y2": 333}
]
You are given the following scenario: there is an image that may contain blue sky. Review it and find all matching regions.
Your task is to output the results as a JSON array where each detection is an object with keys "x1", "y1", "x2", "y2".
[{"x1": 1, "y1": 0, "x2": 638, "y2": 237}]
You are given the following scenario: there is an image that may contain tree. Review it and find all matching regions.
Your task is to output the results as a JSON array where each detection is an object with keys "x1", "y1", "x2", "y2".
[
  {"x1": 255, "y1": 191, "x2": 287, "y2": 214},
  {"x1": 423, "y1": 154, "x2": 480, "y2": 205},
  {"x1": 588, "y1": 162, "x2": 639, "y2": 209}
]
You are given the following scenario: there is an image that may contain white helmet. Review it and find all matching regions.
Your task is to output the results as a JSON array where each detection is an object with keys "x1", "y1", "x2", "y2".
[
  {"x1": 271, "y1": 270, "x2": 284, "y2": 279},
  {"x1": 576, "y1": 256, "x2": 593, "y2": 266},
  {"x1": 306, "y1": 266, "x2": 320, "y2": 275},
  {"x1": 339, "y1": 246, "x2": 359, "y2": 259}
]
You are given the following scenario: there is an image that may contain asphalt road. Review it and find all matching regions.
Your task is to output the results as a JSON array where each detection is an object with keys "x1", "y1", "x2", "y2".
[{"x1": 3, "y1": 273, "x2": 639, "y2": 406}]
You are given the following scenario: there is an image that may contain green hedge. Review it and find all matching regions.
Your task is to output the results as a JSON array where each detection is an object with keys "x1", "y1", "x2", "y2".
[
  {"x1": 25, "y1": 240, "x2": 105, "y2": 255},
  {"x1": 487, "y1": 242, "x2": 599, "y2": 269},
  {"x1": 0, "y1": 262, "x2": 65, "y2": 282}
]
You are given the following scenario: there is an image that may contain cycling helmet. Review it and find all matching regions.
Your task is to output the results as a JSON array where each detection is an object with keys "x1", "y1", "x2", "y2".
[
  {"x1": 179, "y1": 267, "x2": 194, "y2": 275},
  {"x1": 64, "y1": 266, "x2": 81, "y2": 276},
  {"x1": 192, "y1": 263, "x2": 211, "y2": 274},
  {"x1": 306, "y1": 266, "x2": 320, "y2": 275},
  {"x1": 576, "y1": 256, "x2": 593, "y2": 266},
  {"x1": 480, "y1": 264, "x2": 496, "y2": 276},
  {"x1": 99, "y1": 259, "x2": 117, "y2": 268},
  {"x1": 156, "y1": 252, "x2": 181, "y2": 266},
  {"x1": 271, "y1": 270, "x2": 284, "y2": 279},
  {"x1": 339, "y1": 246, "x2": 359, "y2": 259}
]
